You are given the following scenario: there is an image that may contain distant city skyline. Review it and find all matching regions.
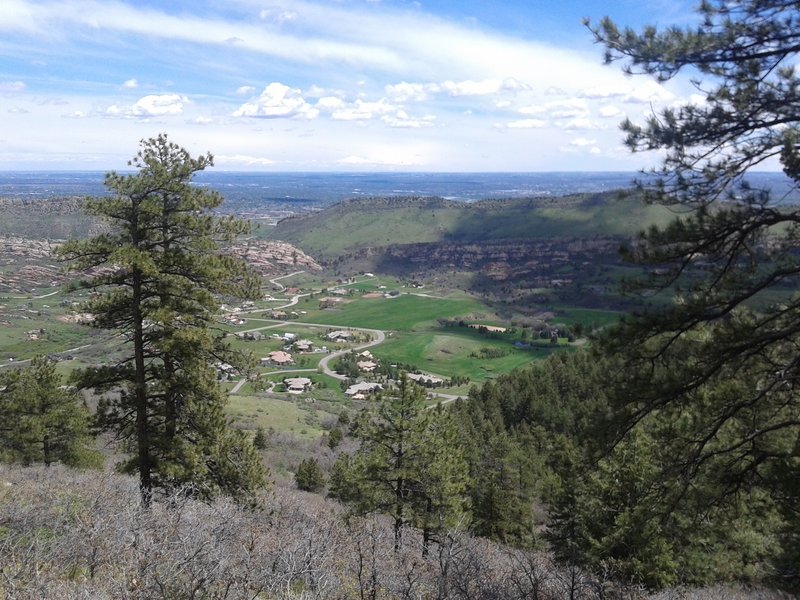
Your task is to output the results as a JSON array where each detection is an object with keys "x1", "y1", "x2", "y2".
[{"x1": 1, "y1": 0, "x2": 718, "y2": 172}]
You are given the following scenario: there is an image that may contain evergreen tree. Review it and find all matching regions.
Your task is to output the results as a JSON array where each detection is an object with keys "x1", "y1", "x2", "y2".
[
  {"x1": 0, "y1": 356, "x2": 101, "y2": 468},
  {"x1": 253, "y1": 426, "x2": 268, "y2": 450},
  {"x1": 587, "y1": 1, "x2": 800, "y2": 588},
  {"x1": 331, "y1": 376, "x2": 470, "y2": 552},
  {"x1": 412, "y1": 407, "x2": 471, "y2": 555},
  {"x1": 327, "y1": 426, "x2": 343, "y2": 450},
  {"x1": 295, "y1": 457, "x2": 325, "y2": 492},
  {"x1": 58, "y1": 134, "x2": 266, "y2": 506},
  {"x1": 466, "y1": 424, "x2": 535, "y2": 546}
]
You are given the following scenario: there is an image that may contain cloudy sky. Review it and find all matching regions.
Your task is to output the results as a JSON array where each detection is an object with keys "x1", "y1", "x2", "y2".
[{"x1": 0, "y1": 0, "x2": 702, "y2": 171}]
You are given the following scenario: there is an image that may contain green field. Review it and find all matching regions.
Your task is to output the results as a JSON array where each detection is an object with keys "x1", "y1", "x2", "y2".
[
  {"x1": 372, "y1": 329, "x2": 562, "y2": 383},
  {"x1": 296, "y1": 293, "x2": 487, "y2": 330},
  {"x1": 226, "y1": 395, "x2": 338, "y2": 439}
]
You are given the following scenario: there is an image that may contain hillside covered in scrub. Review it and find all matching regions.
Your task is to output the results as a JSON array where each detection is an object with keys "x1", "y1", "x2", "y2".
[{"x1": 1, "y1": 464, "x2": 788, "y2": 600}]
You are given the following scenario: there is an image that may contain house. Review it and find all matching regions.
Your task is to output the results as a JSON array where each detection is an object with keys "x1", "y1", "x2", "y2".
[
  {"x1": 358, "y1": 350, "x2": 374, "y2": 359},
  {"x1": 357, "y1": 360, "x2": 378, "y2": 373},
  {"x1": 284, "y1": 377, "x2": 312, "y2": 394},
  {"x1": 282, "y1": 332, "x2": 297, "y2": 342},
  {"x1": 326, "y1": 330, "x2": 352, "y2": 342},
  {"x1": 407, "y1": 373, "x2": 445, "y2": 387},
  {"x1": 330, "y1": 288, "x2": 349, "y2": 296},
  {"x1": 237, "y1": 331, "x2": 264, "y2": 341},
  {"x1": 215, "y1": 362, "x2": 238, "y2": 380},
  {"x1": 261, "y1": 351, "x2": 293, "y2": 366},
  {"x1": 293, "y1": 339, "x2": 314, "y2": 352},
  {"x1": 268, "y1": 310, "x2": 288, "y2": 319},
  {"x1": 319, "y1": 297, "x2": 343, "y2": 309},
  {"x1": 345, "y1": 381, "x2": 383, "y2": 398},
  {"x1": 468, "y1": 324, "x2": 507, "y2": 333}
]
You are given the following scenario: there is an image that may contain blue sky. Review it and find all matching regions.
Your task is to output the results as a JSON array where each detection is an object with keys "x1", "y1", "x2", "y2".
[{"x1": 0, "y1": 0, "x2": 702, "y2": 171}]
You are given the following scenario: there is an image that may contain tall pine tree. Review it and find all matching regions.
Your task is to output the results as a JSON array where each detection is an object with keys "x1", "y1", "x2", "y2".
[
  {"x1": 587, "y1": 1, "x2": 800, "y2": 588},
  {"x1": 58, "y1": 134, "x2": 266, "y2": 505}
]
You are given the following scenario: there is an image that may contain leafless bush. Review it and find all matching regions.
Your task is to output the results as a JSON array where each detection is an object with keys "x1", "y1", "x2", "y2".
[{"x1": 0, "y1": 464, "x2": 790, "y2": 599}]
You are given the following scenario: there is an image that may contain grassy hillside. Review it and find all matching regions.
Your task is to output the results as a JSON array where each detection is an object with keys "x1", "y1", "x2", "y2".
[{"x1": 264, "y1": 192, "x2": 676, "y2": 258}]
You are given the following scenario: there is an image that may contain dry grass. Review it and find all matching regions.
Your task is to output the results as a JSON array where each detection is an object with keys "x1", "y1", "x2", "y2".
[{"x1": 0, "y1": 464, "x2": 793, "y2": 600}]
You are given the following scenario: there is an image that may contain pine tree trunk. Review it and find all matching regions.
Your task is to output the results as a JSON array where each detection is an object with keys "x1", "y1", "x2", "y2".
[
  {"x1": 132, "y1": 270, "x2": 153, "y2": 507},
  {"x1": 42, "y1": 433, "x2": 51, "y2": 467}
]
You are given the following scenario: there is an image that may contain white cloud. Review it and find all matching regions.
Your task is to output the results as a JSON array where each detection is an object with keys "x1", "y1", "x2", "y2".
[
  {"x1": 624, "y1": 81, "x2": 675, "y2": 103},
  {"x1": 0, "y1": 81, "x2": 26, "y2": 93},
  {"x1": 8, "y1": 107, "x2": 28, "y2": 114},
  {"x1": 304, "y1": 85, "x2": 328, "y2": 98},
  {"x1": 598, "y1": 105, "x2": 625, "y2": 118},
  {"x1": 316, "y1": 96, "x2": 345, "y2": 110},
  {"x1": 506, "y1": 118, "x2": 546, "y2": 129},
  {"x1": 105, "y1": 104, "x2": 123, "y2": 116},
  {"x1": 551, "y1": 108, "x2": 589, "y2": 119},
  {"x1": 519, "y1": 99, "x2": 588, "y2": 117},
  {"x1": 554, "y1": 117, "x2": 603, "y2": 130},
  {"x1": 122, "y1": 78, "x2": 138, "y2": 89},
  {"x1": 215, "y1": 154, "x2": 276, "y2": 166},
  {"x1": 441, "y1": 78, "x2": 526, "y2": 97},
  {"x1": 570, "y1": 137, "x2": 597, "y2": 147},
  {"x1": 579, "y1": 80, "x2": 674, "y2": 104},
  {"x1": 233, "y1": 82, "x2": 319, "y2": 119},
  {"x1": 381, "y1": 110, "x2": 435, "y2": 128},
  {"x1": 63, "y1": 111, "x2": 86, "y2": 118},
  {"x1": 258, "y1": 8, "x2": 298, "y2": 24},
  {"x1": 518, "y1": 105, "x2": 545, "y2": 115},
  {"x1": 331, "y1": 98, "x2": 396, "y2": 121},
  {"x1": 686, "y1": 93, "x2": 707, "y2": 106},
  {"x1": 236, "y1": 85, "x2": 257, "y2": 96},
  {"x1": 192, "y1": 116, "x2": 213, "y2": 124},
  {"x1": 132, "y1": 94, "x2": 186, "y2": 116},
  {"x1": 336, "y1": 153, "x2": 419, "y2": 166},
  {"x1": 385, "y1": 81, "x2": 439, "y2": 102}
]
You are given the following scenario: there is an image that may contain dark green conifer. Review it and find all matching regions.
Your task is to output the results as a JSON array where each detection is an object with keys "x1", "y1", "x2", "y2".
[
  {"x1": 586, "y1": 3, "x2": 800, "y2": 586},
  {"x1": 0, "y1": 356, "x2": 101, "y2": 469},
  {"x1": 295, "y1": 457, "x2": 325, "y2": 492},
  {"x1": 58, "y1": 134, "x2": 266, "y2": 506},
  {"x1": 253, "y1": 426, "x2": 268, "y2": 450},
  {"x1": 331, "y1": 376, "x2": 470, "y2": 553}
]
